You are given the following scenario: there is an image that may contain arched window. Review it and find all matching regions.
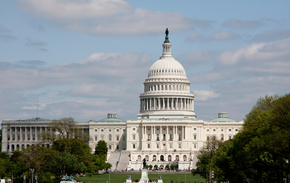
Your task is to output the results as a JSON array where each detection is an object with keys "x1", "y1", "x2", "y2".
[
  {"x1": 145, "y1": 155, "x2": 149, "y2": 161},
  {"x1": 175, "y1": 155, "x2": 179, "y2": 161},
  {"x1": 138, "y1": 155, "x2": 141, "y2": 161},
  {"x1": 183, "y1": 155, "x2": 187, "y2": 161},
  {"x1": 109, "y1": 145, "x2": 111, "y2": 149},
  {"x1": 153, "y1": 155, "x2": 156, "y2": 161},
  {"x1": 168, "y1": 155, "x2": 172, "y2": 161},
  {"x1": 160, "y1": 155, "x2": 164, "y2": 161},
  {"x1": 221, "y1": 134, "x2": 224, "y2": 140}
]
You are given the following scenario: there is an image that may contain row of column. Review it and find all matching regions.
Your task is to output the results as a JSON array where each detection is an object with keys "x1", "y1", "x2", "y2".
[
  {"x1": 140, "y1": 97, "x2": 194, "y2": 111},
  {"x1": 145, "y1": 83, "x2": 189, "y2": 92},
  {"x1": 7, "y1": 126, "x2": 49, "y2": 142},
  {"x1": 141, "y1": 126, "x2": 186, "y2": 141}
]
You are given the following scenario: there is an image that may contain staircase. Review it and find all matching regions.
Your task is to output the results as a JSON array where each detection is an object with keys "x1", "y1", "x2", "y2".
[
  {"x1": 107, "y1": 152, "x2": 120, "y2": 171},
  {"x1": 116, "y1": 151, "x2": 130, "y2": 171}
]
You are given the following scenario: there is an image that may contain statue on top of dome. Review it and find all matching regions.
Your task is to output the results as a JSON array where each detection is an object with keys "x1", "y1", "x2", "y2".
[
  {"x1": 164, "y1": 28, "x2": 170, "y2": 43},
  {"x1": 165, "y1": 28, "x2": 169, "y2": 37}
]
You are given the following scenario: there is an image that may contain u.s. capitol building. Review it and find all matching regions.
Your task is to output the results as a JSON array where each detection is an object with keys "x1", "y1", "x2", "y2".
[{"x1": 1, "y1": 31, "x2": 243, "y2": 171}]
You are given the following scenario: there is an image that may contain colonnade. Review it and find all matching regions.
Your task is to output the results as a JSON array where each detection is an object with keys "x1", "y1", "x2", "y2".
[
  {"x1": 140, "y1": 97, "x2": 194, "y2": 111},
  {"x1": 144, "y1": 83, "x2": 189, "y2": 92},
  {"x1": 141, "y1": 125, "x2": 186, "y2": 142}
]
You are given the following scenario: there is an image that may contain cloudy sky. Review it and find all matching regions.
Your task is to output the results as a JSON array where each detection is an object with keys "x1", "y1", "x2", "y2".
[{"x1": 0, "y1": 0, "x2": 289, "y2": 122}]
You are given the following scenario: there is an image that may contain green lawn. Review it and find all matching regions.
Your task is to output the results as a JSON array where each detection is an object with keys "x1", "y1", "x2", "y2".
[{"x1": 77, "y1": 173, "x2": 205, "y2": 183}]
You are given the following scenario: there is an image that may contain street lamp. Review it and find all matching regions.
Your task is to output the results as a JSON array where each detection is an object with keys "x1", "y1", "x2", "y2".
[{"x1": 31, "y1": 169, "x2": 34, "y2": 183}]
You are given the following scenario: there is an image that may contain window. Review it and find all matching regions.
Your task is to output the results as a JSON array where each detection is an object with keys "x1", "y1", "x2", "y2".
[
  {"x1": 229, "y1": 129, "x2": 231, "y2": 131},
  {"x1": 157, "y1": 128, "x2": 159, "y2": 130},
  {"x1": 163, "y1": 128, "x2": 165, "y2": 130},
  {"x1": 170, "y1": 134, "x2": 172, "y2": 140},
  {"x1": 179, "y1": 128, "x2": 181, "y2": 130},
  {"x1": 213, "y1": 129, "x2": 216, "y2": 131},
  {"x1": 194, "y1": 134, "x2": 196, "y2": 140},
  {"x1": 207, "y1": 129, "x2": 209, "y2": 131},
  {"x1": 170, "y1": 143, "x2": 172, "y2": 148},
  {"x1": 101, "y1": 129, "x2": 104, "y2": 132},
  {"x1": 178, "y1": 144, "x2": 181, "y2": 148},
  {"x1": 148, "y1": 134, "x2": 151, "y2": 141},
  {"x1": 207, "y1": 136, "x2": 209, "y2": 140},
  {"x1": 101, "y1": 136, "x2": 104, "y2": 140},
  {"x1": 194, "y1": 144, "x2": 197, "y2": 148},
  {"x1": 148, "y1": 128, "x2": 150, "y2": 131},
  {"x1": 221, "y1": 129, "x2": 223, "y2": 131},
  {"x1": 117, "y1": 129, "x2": 119, "y2": 132},
  {"x1": 194, "y1": 128, "x2": 196, "y2": 130},
  {"x1": 153, "y1": 155, "x2": 156, "y2": 161},
  {"x1": 133, "y1": 134, "x2": 135, "y2": 140},
  {"x1": 123, "y1": 129, "x2": 125, "y2": 131},
  {"x1": 95, "y1": 129, "x2": 97, "y2": 132},
  {"x1": 148, "y1": 144, "x2": 150, "y2": 148},
  {"x1": 123, "y1": 136, "x2": 125, "y2": 141},
  {"x1": 157, "y1": 144, "x2": 159, "y2": 148},
  {"x1": 95, "y1": 136, "x2": 97, "y2": 141},
  {"x1": 133, "y1": 144, "x2": 136, "y2": 149},
  {"x1": 157, "y1": 134, "x2": 159, "y2": 141},
  {"x1": 133, "y1": 128, "x2": 135, "y2": 130},
  {"x1": 109, "y1": 145, "x2": 111, "y2": 149},
  {"x1": 235, "y1": 129, "x2": 238, "y2": 131},
  {"x1": 138, "y1": 155, "x2": 141, "y2": 161},
  {"x1": 229, "y1": 136, "x2": 232, "y2": 139},
  {"x1": 109, "y1": 134, "x2": 112, "y2": 141},
  {"x1": 116, "y1": 136, "x2": 119, "y2": 141},
  {"x1": 221, "y1": 134, "x2": 224, "y2": 140},
  {"x1": 170, "y1": 128, "x2": 172, "y2": 130},
  {"x1": 179, "y1": 134, "x2": 181, "y2": 141},
  {"x1": 109, "y1": 129, "x2": 111, "y2": 132}
]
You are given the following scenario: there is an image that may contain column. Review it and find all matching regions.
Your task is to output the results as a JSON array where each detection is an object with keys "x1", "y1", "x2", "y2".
[
  {"x1": 154, "y1": 98, "x2": 156, "y2": 110},
  {"x1": 171, "y1": 98, "x2": 173, "y2": 110},
  {"x1": 20, "y1": 127, "x2": 22, "y2": 141},
  {"x1": 166, "y1": 126, "x2": 168, "y2": 140},
  {"x1": 182, "y1": 126, "x2": 184, "y2": 140},
  {"x1": 30, "y1": 127, "x2": 32, "y2": 141},
  {"x1": 162, "y1": 98, "x2": 165, "y2": 110},
  {"x1": 158, "y1": 98, "x2": 160, "y2": 110},
  {"x1": 35, "y1": 127, "x2": 38, "y2": 141},
  {"x1": 140, "y1": 99, "x2": 142, "y2": 111}
]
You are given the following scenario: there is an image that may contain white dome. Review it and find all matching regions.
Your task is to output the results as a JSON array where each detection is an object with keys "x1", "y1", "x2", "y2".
[{"x1": 148, "y1": 57, "x2": 186, "y2": 77}]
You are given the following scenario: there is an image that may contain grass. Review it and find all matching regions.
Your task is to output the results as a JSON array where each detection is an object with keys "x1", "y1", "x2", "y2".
[{"x1": 77, "y1": 173, "x2": 205, "y2": 183}]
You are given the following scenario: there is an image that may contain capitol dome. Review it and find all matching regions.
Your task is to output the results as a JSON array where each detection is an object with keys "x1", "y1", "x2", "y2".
[{"x1": 138, "y1": 29, "x2": 196, "y2": 119}]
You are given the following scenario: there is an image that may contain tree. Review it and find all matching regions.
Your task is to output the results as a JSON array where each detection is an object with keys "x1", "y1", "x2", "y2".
[
  {"x1": 40, "y1": 117, "x2": 90, "y2": 143},
  {"x1": 94, "y1": 140, "x2": 108, "y2": 158},
  {"x1": 210, "y1": 93, "x2": 290, "y2": 183},
  {"x1": 192, "y1": 135, "x2": 224, "y2": 181}
]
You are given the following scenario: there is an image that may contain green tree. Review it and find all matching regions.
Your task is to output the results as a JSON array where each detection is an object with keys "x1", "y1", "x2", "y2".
[
  {"x1": 192, "y1": 135, "x2": 224, "y2": 181},
  {"x1": 210, "y1": 93, "x2": 290, "y2": 183},
  {"x1": 94, "y1": 140, "x2": 108, "y2": 158}
]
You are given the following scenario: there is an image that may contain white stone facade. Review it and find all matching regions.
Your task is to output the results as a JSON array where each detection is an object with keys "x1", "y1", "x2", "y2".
[{"x1": 1, "y1": 32, "x2": 243, "y2": 170}]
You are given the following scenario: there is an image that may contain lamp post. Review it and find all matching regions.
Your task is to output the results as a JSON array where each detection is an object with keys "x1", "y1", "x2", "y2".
[
  {"x1": 31, "y1": 169, "x2": 34, "y2": 183},
  {"x1": 23, "y1": 175, "x2": 25, "y2": 183}
]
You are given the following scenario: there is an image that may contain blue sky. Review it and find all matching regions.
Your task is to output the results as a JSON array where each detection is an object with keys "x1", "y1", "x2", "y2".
[{"x1": 0, "y1": 0, "x2": 290, "y2": 122}]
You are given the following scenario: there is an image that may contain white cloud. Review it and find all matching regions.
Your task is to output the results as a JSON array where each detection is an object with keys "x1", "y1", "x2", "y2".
[
  {"x1": 0, "y1": 52, "x2": 151, "y2": 89},
  {"x1": 210, "y1": 31, "x2": 236, "y2": 41},
  {"x1": 219, "y1": 38, "x2": 290, "y2": 65},
  {"x1": 192, "y1": 90, "x2": 220, "y2": 101},
  {"x1": 18, "y1": 0, "x2": 202, "y2": 35},
  {"x1": 19, "y1": 0, "x2": 133, "y2": 20}
]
